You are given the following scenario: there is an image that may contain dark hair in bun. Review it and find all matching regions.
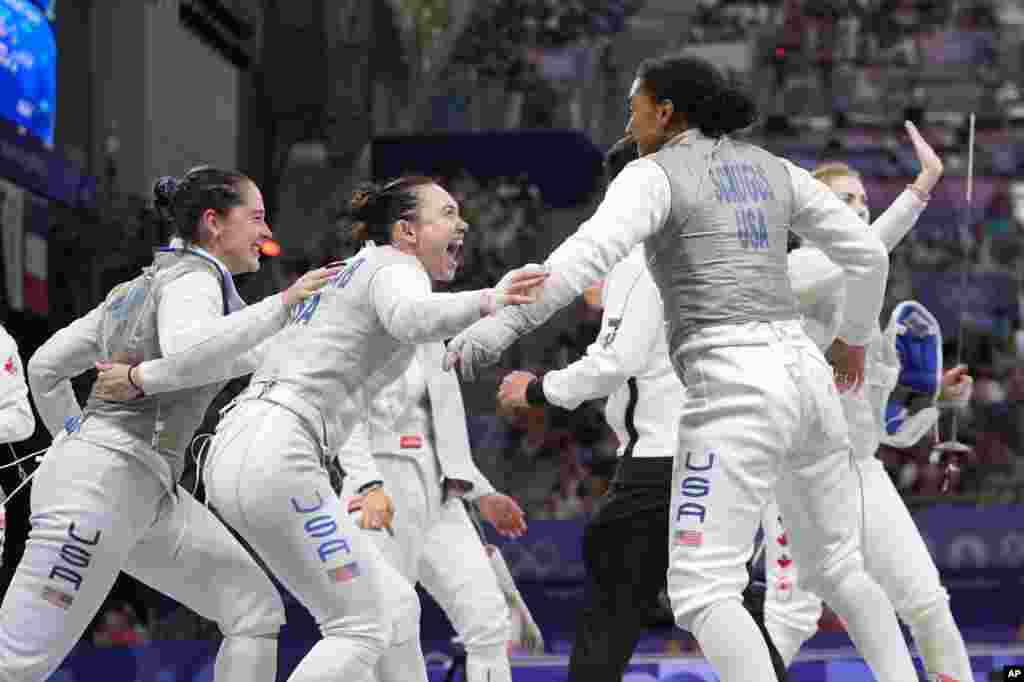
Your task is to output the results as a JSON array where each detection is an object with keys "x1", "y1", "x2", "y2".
[
  {"x1": 635, "y1": 54, "x2": 758, "y2": 138},
  {"x1": 342, "y1": 175, "x2": 435, "y2": 246},
  {"x1": 152, "y1": 166, "x2": 252, "y2": 243}
]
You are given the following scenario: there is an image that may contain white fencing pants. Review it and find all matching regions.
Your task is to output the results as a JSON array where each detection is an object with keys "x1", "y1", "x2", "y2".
[
  {"x1": 666, "y1": 321, "x2": 917, "y2": 682},
  {"x1": 343, "y1": 453, "x2": 512, "y2": 682},
  {"x1": 764, "y1": 389, "x2": 972, "y2": 680},
  {"x1": 205, "y1": 401, "x2": 423, "y2": 682},
  {"x1": 0, "y1": 435, "x2": 284, "y2": 682}
]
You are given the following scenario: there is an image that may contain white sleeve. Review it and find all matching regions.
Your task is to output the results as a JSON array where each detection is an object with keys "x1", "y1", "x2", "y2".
[
  {"x1": 371, "y1": 264, "x2": 486, "y2": 344},
  {"x1": 787, "y1": 247, "x2": 843, "y2": 306},
  {"x1": 139, "y1": 272, "x2": 290, "y2": 395},
  {"x1": 783, "y1": 159, "x2": 888, "y2": 345},
  {"x1": 870, "y1": 188, "x2": 927, "y2": 252},
  {"x1": 542, "y1": 259, "x2": 661, "y2": 410},
  {"x1": 463, "y1": 466, "x2": 498, "y2": 502},
  {"x1": 465, "y1": 160, "x2": 672, "y2": 341},
  {"x1": 334, "y1": 417, "x2": 384, "y2": 494},
  {"x1": 27, "y1": 305, "x2": 105, "y2": 437},
  {"x1": 0, "y1": 327, "x2": 35, "y2": 442},
  {"x1": 544, "y1": 159, "x2": 672, "y2": 295}
]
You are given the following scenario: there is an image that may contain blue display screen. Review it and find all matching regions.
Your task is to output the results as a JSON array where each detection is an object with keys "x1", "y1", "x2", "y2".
[{"x1": 0, "y1": 0, "x2": 55, "y2": 147}]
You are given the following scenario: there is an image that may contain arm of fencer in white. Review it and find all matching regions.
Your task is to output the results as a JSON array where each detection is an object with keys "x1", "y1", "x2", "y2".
[
  {"x1": 462, "y1": 464, "x2": 497, "y2": 502},
  {"x1": 543, "y1": 256, "x2": 661, "y2": 410},
  {"x1": 371, "y1": 264, "x2": 486, "y2": 344},
  {"x1": 460, "y1": 159, "x2": 673, "y2": 346},
  {"x1": 787, "y1": 247, "x2": 843, "y2": 306},
  {"x1": 783, "y1": 159, "x2": 888, "y2": 345},
  {"x1": 871, "y1": 188, "x2": 928, "y2": 252},
  {"x1": 137, "y1": 272, "x2": 290, "y2": 395},
  {"x1": 27, "y1": 305, "x2": 105, "y2": 437},
  {"x1": 334, "y1": 416, "x2": 384, "y2": 494},
  {"x1": 0, "y1": 327, "x2": 35, "y2": 443}
]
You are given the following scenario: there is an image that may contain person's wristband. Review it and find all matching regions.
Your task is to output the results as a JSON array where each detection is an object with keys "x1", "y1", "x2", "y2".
[
  {"x1": 128, "y1": 365, "x2": 145, "y2": 397},
  {"x1": 525, "y1": 377, "x2": 549, "y2": 407}
]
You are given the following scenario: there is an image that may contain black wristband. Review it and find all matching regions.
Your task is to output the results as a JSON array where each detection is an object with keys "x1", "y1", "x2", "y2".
[
  {"x1": 525, "y1": 377, "x2": 548, "y2": 407},
  {"x1": 128, "y1": 365, "x2": 145, "y2": 397},
  {"x1": 358, "y1": 480, "x2": 384, "y2": 494}
]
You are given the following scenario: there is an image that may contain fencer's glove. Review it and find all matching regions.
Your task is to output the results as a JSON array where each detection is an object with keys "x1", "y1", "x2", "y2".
[
  {"x1": 444, "y1": 314, "x2": 524, "y2": 382},
  {"x1": 445, "y1": 264, "x2": 563, "y2": 381}
]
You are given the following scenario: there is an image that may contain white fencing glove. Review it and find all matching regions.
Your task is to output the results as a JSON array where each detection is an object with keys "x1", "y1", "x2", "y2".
[{"x1": 445, "y1": 263, "x2": 569, "y2": 381}]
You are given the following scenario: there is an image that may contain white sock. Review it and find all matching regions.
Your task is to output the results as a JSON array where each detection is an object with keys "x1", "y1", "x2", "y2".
[
  {"x1": 214, "y1": 634, "x2": 277, "y2": 682},
  {"x1": 694, "y1": 600, "x2": 778, "y2": 682},
  {"x1": 375, "y1": 635, "x2": 429, "y2": 682},
  {"x1": 905, "y1": 602, "x2": 973, "y2": 682},
  {"x1": 286, "y1": 637, "x2": 378, "y2": 682},
  {"x1": 765, "y1": 620, "x2": 812, "y2": 668},
  {"x1": 466, "y1": 644, "x2": 513, "y2": 682},
  {"x1": 821, "y1": 570, "x2": 918, "y2": 682}
]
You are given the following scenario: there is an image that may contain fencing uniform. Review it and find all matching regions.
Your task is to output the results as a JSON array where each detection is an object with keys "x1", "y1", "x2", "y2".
[
  {"x1": 536, "y1": 246, "x2": 786, "y2": 681},
  {"x1": 449, "y1": 130, "x2": 918, "y2": 682},
  {"x1": 136, "y1": 243, "x2": 495, "y2": 682},
  {"x1": 0, "y1": 323, "x2": 35, "y2": 571},
  {"x1": 0, "y1": 324, "x2": 36, "y2": 445},
  {"x1": 0, "y1": 246, "x2": 289, "y2": 682},
  {"x1": 337, "y1": 342, "x2": 511, "y2": 682},
  {"x1": 764, "y1": 189, "x2": 973, "y2": 681}
]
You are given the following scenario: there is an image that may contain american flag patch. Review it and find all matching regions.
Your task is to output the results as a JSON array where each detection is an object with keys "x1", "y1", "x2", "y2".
[
  {"x1": 328, "y1": 562, "x2": 361, "y2": 583},
  {"x1": 674, "y1": 530, "x2": 703, "y2": 547},
  {"x1": 399, "y1": 435, "x2": 422, "y2": 449},
  {"x1": 42, "y1": 587, "x2": 73, "y2": 610}
]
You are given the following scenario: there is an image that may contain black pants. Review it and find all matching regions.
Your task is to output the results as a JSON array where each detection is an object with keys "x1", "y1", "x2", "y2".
[{"x1": 567, "y1": 457, "x2": 789, "y2": 682}]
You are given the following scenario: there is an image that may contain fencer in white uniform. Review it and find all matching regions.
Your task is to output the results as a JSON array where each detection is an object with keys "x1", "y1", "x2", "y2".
[
  {"x1": 337, "y1": 341, "x2": 528, "y2": 682},
  {"x1": 0, "y1": 324, "x2": 36, "y2": 445},
  {"x1": 0, "y1": 322, "x2": 36, "y2": 568},
  {"x1": 500, "y1": 138, "x2": 788, "y2": 681},
  {"x1": 123, "y1": 177, "x2": 547, "y2": 682},
  {"x1": 446, "y1": 54, "x2": 919, "y2": 682},
  {"x1": 762, "y1": 126, "x2": 975, "y2": 682},
  {"x1": 0, "y1": 167, "x2": 336, "y2": 682}
]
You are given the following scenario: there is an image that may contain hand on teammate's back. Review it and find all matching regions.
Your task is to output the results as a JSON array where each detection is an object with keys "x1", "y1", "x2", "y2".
[
  {"x1": 93, "y1": 362, "x2": 142, "y2": 402},
  {"x1": 282, "y1": 265, "x2": 343, "y2": 307}
]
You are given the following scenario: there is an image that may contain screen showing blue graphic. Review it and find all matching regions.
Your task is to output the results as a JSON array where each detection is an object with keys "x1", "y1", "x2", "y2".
[{"x1": 0, "y1": 0, "x2": 55, "y2": 146}]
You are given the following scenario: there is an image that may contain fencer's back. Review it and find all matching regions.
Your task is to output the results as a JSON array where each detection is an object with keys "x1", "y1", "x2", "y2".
[
  {"x1": 85, "y1": 251, "x2": 231, "y2": 484},
  {"x1": 646, "y1": 135, "x2": 798, "y2": 351},
  {"x1": 252, "y1": 244, "x2": 418, "y2": 447}
]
